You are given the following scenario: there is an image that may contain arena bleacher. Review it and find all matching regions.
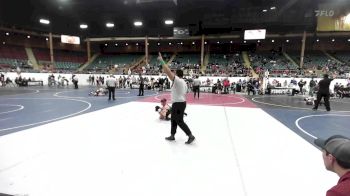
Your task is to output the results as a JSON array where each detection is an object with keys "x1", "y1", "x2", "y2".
[
  {"x1": 86, "y1": 54, "x2": 143, "y2": 71},
  {"x1": 33, "y1": 48, "x2": 86, "y2": 70},
  {"x1": 0, "y1": 45, "x2": 29, "y2": 69}
]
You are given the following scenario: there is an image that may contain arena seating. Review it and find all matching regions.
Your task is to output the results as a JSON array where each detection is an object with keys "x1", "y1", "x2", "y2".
[
  {"x1": 86, "y1": 54, "x2": 143, "y2": 70},
  {"x1": 288, "y1": 52, "x2": 301, "y2": 65},
  {"x1": 33, "y1": 48, "x2": 86, "y2": 70},
  {"x1": 303, "y1": 51, "x2": 336, "y2": 69},
  {"x1": 149, "y1": 53, "x2": 172, "y2": 66},
  {"x1": 324, "y1": 52, "x2": 350, "y2": 75},
  {"x1": 208, "y1": 53, "x2": 243, "y2": 65},
  {"x1": 289, "y1": 51, "x2": 341, "y2": 70},
  {"x1": 206, "y1": 53, "x2": 248, "y2": 76},
  {"x1": 330, "y1": 51, "x2": 350, "y2": 65},
  {"x1": 0, "y1": 45, "x2": 28, "y2": 68},
  {"x1": 249, "y1": 51, "x2": 297, "y2": 72},
  {"x1": 174, "y1": 53, "x2": 200, "y2": 65}
]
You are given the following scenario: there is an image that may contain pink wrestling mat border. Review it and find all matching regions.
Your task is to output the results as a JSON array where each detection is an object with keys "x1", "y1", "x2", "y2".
[{"x1": 137, "y1": 93, "x2": 257, "y2": 108}]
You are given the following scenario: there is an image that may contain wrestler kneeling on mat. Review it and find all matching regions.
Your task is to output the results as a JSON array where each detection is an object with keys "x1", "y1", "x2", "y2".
[{"x1": 155, "y1": 98, "x2": 171, "y2": 120}]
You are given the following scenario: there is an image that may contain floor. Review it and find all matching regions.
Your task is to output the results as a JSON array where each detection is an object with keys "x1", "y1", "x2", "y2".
[{"x1": 0, "y1": 86, "x2": 348, "y2": 196}]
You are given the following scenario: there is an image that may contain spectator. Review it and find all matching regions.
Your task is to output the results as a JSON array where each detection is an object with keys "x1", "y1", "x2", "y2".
[
  {"x1": 72, "y1": 74, "x2": 78, "y2": 89},
  {"x1": 309, "y1": 77, "x2": 317, "y2": 97},
  {"x1": 298, "y1": 79, "x2": 306, "y2": 95},
  {"x1": 314, "y1": 135, "x2": 350, "y2": 196}
]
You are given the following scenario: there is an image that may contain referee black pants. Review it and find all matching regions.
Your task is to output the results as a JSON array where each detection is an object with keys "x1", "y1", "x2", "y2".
[
  {"x1": 108, "y1": 86, "x2": 115, "y2": 100},
  {"x1": 193, "y1": 85, "x2": 200, "y2": 98},
  {"x1": 139, "y1": 84, "x2": 144, "y2": 96},
  {"x1": 171, "y1": 102, "x2": 192, "y2": 136},
  {"x1": 314, "y1": 93, "x2": 330, "y2": 111}
]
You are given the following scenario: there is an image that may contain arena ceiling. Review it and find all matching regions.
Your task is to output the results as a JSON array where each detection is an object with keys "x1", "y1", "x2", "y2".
[{"x1": 0, "y1": 0, "x2": 343, "y2": 37}]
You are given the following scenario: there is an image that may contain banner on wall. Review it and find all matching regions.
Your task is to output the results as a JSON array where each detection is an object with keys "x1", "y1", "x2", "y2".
[{"x1": 61, "y1": 35, "x2": 81, "y2": 45}]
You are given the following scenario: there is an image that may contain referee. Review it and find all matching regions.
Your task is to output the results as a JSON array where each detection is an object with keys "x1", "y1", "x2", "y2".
[
  {"x1": 138, "y1": 73, "x2": 144, "y2": 96},
  {"x1": 158, "y1": 52, "x2": 195, "y2": 144},
  {"x1": 313, "y1": 73, "x2": 335, "y2": 111},
  {"x1": 106, "y1": 74, "x2": 117, "y2": 101},
  {"x1": 193, "y1": 75, "x2": 201, "y2": 99}
]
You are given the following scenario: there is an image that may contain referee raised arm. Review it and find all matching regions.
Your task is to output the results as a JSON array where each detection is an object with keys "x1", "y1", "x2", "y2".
[{"x1": 158, "y1": 52, "x2": 195, "y2": 144}]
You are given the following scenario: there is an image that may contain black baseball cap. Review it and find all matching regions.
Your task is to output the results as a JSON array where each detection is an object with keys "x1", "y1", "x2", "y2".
[{"x1": 314, "y1": 135, "x2": 350, "y2": 164}]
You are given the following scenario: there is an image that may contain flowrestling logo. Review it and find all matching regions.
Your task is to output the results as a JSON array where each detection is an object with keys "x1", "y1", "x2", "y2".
[{"x1": 315, "y1": 10, "x2": 335, "y2": 17}]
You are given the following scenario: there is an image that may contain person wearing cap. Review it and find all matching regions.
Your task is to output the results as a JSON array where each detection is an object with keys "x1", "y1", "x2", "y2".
[
  {"x1": 158, "y1": 52, "x2": 195, "y2": 144},
  {"x1": 313, "y1": 73, "x2": 335, "y2": 111},
  {"x1": 314, "y1": 135, "x2": 350, "y2": 196},
  {"x1": 106, "y1": 75, "x2": 117, "y2": 100}
]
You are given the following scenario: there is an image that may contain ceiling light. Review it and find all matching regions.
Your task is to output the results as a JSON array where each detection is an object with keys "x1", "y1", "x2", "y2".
[
  {"x1": 157, "y1": 43, "x2": 160, "y2": 46},
  {"x1": 180, "y1": 42, "x2": 183, "y2": 45},
  {"x1": 105, "y1": 43, "x2": 108, "y2": 46},
  {"x1": 46, "y1": 38, "x2": 49, "y2": 41},
  {"x1": 230, "y1": 41, "x2": 233, "y2": 44},
  {"x1": 5, "y1": 32, "x2": 9, "y2": 36},
  {"x1": 332, "y1": 39, "x2": 335, "y2": 42},
  {"x1": 192, "y1": 42, "x2": 195, "y2": 45},
  {"x1": 286, "y1": 40, "x2": 289, "y2": 42},
  {"x1": 217, "y1": 41, "x2": 220, "y2": 44},
  {"x1": 262, "y1": 9, "x2": 268, "y2": 12},
  {"x1": 134, "y1": 21, "x2": 143, "y2": 27},
  {"x1": 39, "y1": 19, "x2": 50, "y2": 25},
  {"x1": 126, "y1": 43, "x2": 128, "y2": 46},
  {"x1": 257, "y1": 40, "x2": 260, "y2": 43},
  {"x1": 147, "y1": 43, "x2": 149, "y2": 46},
  {"x1": 27, "y1": 35, "x2": 31, "y2": 39},
  {"x1": 316, "y1": 39, "x2": 319, "y2": 42},
  {"x1": 164, "y1": 20, "x2": 174, "y2": 25},
  {"x1": 270, "y1": 6, "x2": 276, "y2": 10},
  {"x1": 80, "y1": 24, "x2": 88, "y2": 29},
  {"x1": 348, "y1": 39, "x2": 350, "y2": 42},
  {"x1": 271, "y1": 40, "x2": 275, "y2": 43},
  {"x1": 205, "y1": 42, "x2": 207, "y2": 44},
  {"x1": 136, "y1": 43, "x2": 139, "y2": 46},
  {"x1": 169, "y1": 42, "x2": 172, "y2": 45},
  {"x1": 115, "y1": 43, "x2": 118, "y2": 46},
  {"x1": 2, "y1": 42, "x2": 5, "y2": 45},
  {"x1": 106, "y1": 23, "x2": 114, "y2": 28},
  {"x1": 244, "y1": 41, "x2": 246, "y2": 43}
]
